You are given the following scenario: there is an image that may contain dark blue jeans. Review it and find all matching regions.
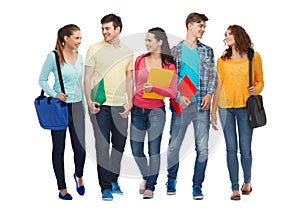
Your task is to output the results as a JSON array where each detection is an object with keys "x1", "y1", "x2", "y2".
[
  {"x1": 90, "y1": 105, "x2": 128, "y2": 192},
  {"x1": 51, "y1": 101, "x2": 86, "y2": 190},
  {"x1": 130, "y1": 105, "x2": 166, "y2": 191}
]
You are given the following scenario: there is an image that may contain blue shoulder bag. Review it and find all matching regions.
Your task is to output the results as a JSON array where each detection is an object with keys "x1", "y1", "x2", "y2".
[{"x1": 34, "y1": 50, "x2": 68, "y2": 130}]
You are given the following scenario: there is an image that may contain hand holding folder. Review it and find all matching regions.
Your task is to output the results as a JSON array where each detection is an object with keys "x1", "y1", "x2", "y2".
[
  {"x1": 170, "y1": 75, "x2": 197, "y2": 114},
  {"x1": 143, "y1": 67, "x2": 175, "y2": 100}
]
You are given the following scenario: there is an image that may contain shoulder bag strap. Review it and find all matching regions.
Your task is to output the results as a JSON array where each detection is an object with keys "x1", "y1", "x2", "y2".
[
  {"x1": 40, "y1": 50, "x2": 65, "y2": 97},
  {"x1": 247, "y1": 48, "x2": 254, "y2": 88},
  {"x1": 52, "y1": 50, "x2": 65, "y2": 94}
]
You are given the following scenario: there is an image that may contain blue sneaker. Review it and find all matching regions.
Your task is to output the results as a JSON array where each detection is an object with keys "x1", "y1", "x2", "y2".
[
  {"x1": 192, "y1": 186, "x2": 204, "y2": 200},
  {"x1": 102, "y1": 189, "x2": 113, "y2": 201},
  {"x1": 112, "y1": 182, "x2": 123, "y2": 195},
  {"x1": 166, "y1": 180, "x2": 176, "y2": 195}
]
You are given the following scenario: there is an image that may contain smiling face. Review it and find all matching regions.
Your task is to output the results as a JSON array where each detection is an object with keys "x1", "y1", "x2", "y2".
[
  {"x1": 64, "y1": 30, "x2": 81, "y2": 50},
  {"x1": 188, "y1": 20, "x2": 206, "y2": 39},
  {"x1": 101, "y1": 21, "x2": 120, "y2": 43},
  {"x1": 145, "y1": 32, "x2": 162, "y2": 53},
  {"x1": 224, "y1": 29, "x2": 235, "y2": 47}
]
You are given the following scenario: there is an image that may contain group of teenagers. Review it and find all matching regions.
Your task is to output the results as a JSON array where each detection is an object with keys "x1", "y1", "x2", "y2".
[{"x1": 38, "y1": 12, "x2": 264, "y2": 201}]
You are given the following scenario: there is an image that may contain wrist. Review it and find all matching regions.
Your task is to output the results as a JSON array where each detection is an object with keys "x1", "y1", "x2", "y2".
[{"x1": 175, "y1": 92, "x2": 181, "y2": 102}]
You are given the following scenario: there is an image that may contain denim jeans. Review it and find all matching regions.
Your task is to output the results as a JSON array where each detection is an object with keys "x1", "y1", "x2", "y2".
[
  {"x1": 218, "y1": 107, "x2": 253, "y2": 191},
  {"x1": 130, "y1": 105, "x2": 166, "y2": 191},
  {"x1": 167, "y1": 102, "x2": 210, "y2": 188},
  {"x1": 51, "y1": 102, "x2": 86, "y2": 190},
  {"x1": 90, "y1": 105, "x2": 128, "y2": 192}
]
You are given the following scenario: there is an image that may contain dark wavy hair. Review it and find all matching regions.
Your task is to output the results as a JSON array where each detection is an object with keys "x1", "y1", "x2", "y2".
[
  {"x1": 145, "y1": 27, "x2": 174, "y2": 65},
  {"x1": 221, "y1": 25, "x2": 253, "y2": 60}
]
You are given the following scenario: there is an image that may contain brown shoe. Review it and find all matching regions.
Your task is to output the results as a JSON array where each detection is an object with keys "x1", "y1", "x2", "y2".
[
  {"x1": 230, "y1": 193, "x2": 241, "y2": 200},
  {"x1": 241, "y1": 184, "x2": 252, "y2": 195}
]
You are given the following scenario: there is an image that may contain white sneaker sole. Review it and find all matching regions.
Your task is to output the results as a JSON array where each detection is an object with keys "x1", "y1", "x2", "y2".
[
  {"x1": 193, "y1": 195, "x2": 204, "y2": 200},
  {"x1": 102, "y1": 198, "x2": 113, "y2": 201}
]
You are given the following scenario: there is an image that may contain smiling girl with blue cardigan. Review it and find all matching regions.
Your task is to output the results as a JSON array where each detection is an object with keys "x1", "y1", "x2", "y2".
[{"x1": 39, "y1": 24, "x2": 86, "y2": 200}]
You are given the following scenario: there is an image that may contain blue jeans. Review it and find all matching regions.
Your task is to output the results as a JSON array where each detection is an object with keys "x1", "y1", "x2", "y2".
[
  {"x1": 51, "y1": 102, "x2": 86, "y2": 190},
  {"x1": 130, "y1": 105, "x2": 166, "y2": 191},
  {"x1": 218, "y1": 107, "x2": 253, "y2": 191},
  {"x1": 167, "y1": 102, "x2": 210, "y2": 188},
  {"x1": 90, "y1": 105, "x2": 128, "y2": 192}
]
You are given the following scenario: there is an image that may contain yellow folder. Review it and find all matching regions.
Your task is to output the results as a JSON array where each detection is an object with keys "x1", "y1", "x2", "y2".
[{"x1": 142, "y1": 67, "x2": 175, "y2": 100}]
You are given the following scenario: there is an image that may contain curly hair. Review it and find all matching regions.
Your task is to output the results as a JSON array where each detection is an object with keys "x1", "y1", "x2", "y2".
[{"x1": 221, "y1": 25, "x2": 253, "y2": 60}]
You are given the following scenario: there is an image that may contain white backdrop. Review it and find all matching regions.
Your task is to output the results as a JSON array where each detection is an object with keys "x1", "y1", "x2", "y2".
[{"x1": 1, "y1": 0, "x2": 299, "y2": 207}]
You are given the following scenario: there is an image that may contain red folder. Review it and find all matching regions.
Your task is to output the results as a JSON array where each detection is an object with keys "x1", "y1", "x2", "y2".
[
  {"x1": 179, "y1": 75, "x2": 197, "y2": 99},
  {"x1": 170, "y1": 75, "x2": 197, "y2": 114}
]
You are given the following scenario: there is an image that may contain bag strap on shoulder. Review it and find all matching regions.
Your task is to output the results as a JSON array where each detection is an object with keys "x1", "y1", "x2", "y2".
[
  {"x1": 52, "y1": 50, "x2": 65, "y2": 94},
  {"x1": 247, "y1": 48, "x2": 254, "y2": 88},
  {"x1": 40, "y1": 50, "x2": 65, "y2": 97}
]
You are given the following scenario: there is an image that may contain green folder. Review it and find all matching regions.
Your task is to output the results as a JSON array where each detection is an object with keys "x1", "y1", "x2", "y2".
[{"x1": 91, "y1": 79, "x2": 106, "y2": 105}]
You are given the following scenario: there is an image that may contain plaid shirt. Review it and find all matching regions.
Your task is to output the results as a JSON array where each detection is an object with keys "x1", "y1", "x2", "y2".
[{"x1": 171, "y1": 40, "x2": 217, "y2": 110}]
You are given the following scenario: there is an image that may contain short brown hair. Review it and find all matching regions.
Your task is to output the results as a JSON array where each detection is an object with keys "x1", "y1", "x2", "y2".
[
  {"x1": 101, "y1": 13, "x2": 123, "y2": 33},
  {"x1": 185, "y1": 13, "x2": 208, "y2": 30}
]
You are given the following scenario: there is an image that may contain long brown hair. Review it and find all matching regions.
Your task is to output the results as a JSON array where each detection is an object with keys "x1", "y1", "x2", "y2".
[
  {"x1": 55, "y1": 24, "x2": 80, "y2": 65},
  {"x1": 145, "y1": 27, "x2": 174, "y2": 65},
  {"x1": 221, "y1": 25, "x2": 253, "y2": 60}
]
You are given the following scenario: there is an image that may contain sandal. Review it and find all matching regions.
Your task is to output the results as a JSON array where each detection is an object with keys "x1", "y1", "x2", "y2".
[
  {"x1": 241, "y1": 183, "x2": 252, "y2": 195},
  {"x1": 139, "y1": 180, "x2": 146, "y2": 194},
  {"x1": 230, "y1": 193, "x2": 241, "y2": 200},
  {"x1": 143, "y1": 190, "x2": 154, "y2": 199}
]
